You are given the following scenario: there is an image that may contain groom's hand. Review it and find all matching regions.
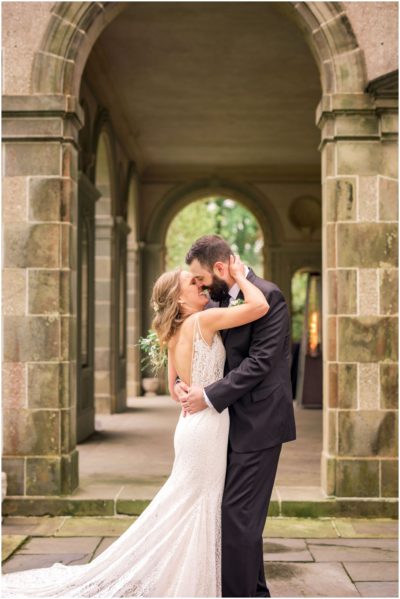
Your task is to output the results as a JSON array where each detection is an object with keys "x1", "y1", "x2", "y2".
[
  {"x1": 181, "y1": 385, "x2": 208, "y2": 415},
  {"x1": 174, "y1": 380, "x2": 189, "y2": 400},
  {"x1": 174, "y1": 380, "x2": 190, "y2": 417}
]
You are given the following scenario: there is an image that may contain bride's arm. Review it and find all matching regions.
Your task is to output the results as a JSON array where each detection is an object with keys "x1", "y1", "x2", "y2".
[{"x1": 199, "y1": 256, "x2": 269, "y2": 334}]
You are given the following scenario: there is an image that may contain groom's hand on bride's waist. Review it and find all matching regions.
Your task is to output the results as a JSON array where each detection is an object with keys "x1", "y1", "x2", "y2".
[
  {"x1": 180, "y1": 384, "x2": 208, "y2": 416},
  {"x1": 174, "y1": 380, "x2": 189, "y2": 399},
  {"x1": 174, "y1": 380, "x2": 190, "y2": 417}
]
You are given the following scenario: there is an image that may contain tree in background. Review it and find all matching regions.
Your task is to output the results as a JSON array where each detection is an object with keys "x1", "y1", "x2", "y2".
[{"x1": 166, "y1": 196, "x2": 264, "y2": 276}]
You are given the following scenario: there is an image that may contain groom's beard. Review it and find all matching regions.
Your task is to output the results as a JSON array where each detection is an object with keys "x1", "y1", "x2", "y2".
[{"x1": 206, "y1": 275, "x2": 230, "y2": 303}]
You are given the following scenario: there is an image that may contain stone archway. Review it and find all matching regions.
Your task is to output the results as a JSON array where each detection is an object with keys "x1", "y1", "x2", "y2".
[
  {"x1": 31, "y1": 3, "x2": 367, "y2": 97},
  {"x1": 2, "y1": 2, "x2": 397, "y2": 512},
  {"x1": 164, "y1": 193, "x2": 267, "y2": 275},
  {"x1": 142, "y1": 179, "x2": 282, "y2": 333}
]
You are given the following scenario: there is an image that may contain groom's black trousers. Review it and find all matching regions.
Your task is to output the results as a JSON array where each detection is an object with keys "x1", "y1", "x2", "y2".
[{"x1": 221, "y1": 442, "x2": 282, "y2": 598}]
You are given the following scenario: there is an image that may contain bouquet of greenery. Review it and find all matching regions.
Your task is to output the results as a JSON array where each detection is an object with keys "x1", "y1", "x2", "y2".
[{"x1": 138, "y1": 329, "x2": 168, "y2": 374}]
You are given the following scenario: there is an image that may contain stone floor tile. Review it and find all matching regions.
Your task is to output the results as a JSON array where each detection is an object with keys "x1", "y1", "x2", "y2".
[
  {"x1": 1, "y1": 535, "x2": 27, "y2": 561},
  {"x1": 307, "y1": 538, "x2": 398, "y2": 562},
  {"x1": 307, "y1": 538, "x2": 397, "y2": 548},
  {"x1": 55, "y1": 516, "x2": 135, "y2": 537},
  {"x1": 91, "y1": 537, "x2": 117, "y2": 559},
  {"x1": 334, "y1": 518, "x2": 398, "y2": 538},
  {"x1": 355, "y1": 581, "x2": 398, "y2": 597},
  {"x1": 118, "y1": 484, "x2": 164, "y2": 500},
  {"x1": 2, "y1": 552, "x2": 92, "y2": 573},
  {"x1": 17, "y1": 536, "x2": 101, "y2": 554},
  {"x1": 271, "y1": 487, "x2": 279, "y2": 502},
  {"x1": 77, "y1": 397, "x2": 322, "y2": 495},
  {"x1": 276, "y1": 486, "x2": 329, "y2": 501},
  {"x1": 343, "y1": 561, "x2": 398, "y2": 582},
  {"x1": 263, "y1": 539, "x2": 314, "y2": 562},
  {"x1": 67, "y1": 484, "x2": 122, "y2": 500},
  {"x1": 2, "y1": 516, "x2": 66, "y2": 536},
  {"x1": 266, "y1": 561, "x2": 359, "y2": 597},
  {"x1": 264, "y1": 517, "x2": 338, "y2": 538}
]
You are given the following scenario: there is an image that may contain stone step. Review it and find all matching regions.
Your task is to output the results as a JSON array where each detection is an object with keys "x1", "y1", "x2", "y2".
[{"x1": 3, "y1": 495, "x2": 398, "y2": 518}]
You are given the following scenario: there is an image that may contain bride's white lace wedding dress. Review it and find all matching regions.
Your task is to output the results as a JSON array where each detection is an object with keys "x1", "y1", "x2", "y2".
[{"x1": 2, "y1": 314, "x2": 229, "y2": 598}]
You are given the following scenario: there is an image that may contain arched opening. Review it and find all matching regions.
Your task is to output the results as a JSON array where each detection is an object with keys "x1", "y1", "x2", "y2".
[
  {"x1": 5, "y1": 1, "x2": 387, "y2": 511},
  {"x1": 165, "y1": 196, "x2": 265, "y2": 276},
  {"x1": 77, "y1": 2, "x2": 325, "y2": 492}
]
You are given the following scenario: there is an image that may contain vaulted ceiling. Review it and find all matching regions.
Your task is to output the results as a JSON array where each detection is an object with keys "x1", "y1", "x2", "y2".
[{"x1": 83, "y1": 2, "x2": 321, "y2": 179}]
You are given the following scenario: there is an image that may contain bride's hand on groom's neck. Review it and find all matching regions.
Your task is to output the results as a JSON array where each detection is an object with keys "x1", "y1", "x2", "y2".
[{"x1": 229, "y1": 254, "x2": 245, "y2": 280}]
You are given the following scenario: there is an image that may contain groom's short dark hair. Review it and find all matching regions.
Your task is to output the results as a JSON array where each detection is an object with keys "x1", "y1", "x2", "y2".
[{"x1": 185, "y1": 235, "x2": 233, "y2": 270}]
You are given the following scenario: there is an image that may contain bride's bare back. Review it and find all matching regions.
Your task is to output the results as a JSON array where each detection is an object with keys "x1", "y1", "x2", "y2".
[{"x1": 168, "y1": 313, "x2": 212, "y2": 386}]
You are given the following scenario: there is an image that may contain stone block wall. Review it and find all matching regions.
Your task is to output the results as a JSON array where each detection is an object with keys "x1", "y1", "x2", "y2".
[
  {"x1": 320, "y1": 92, "x2": 398, "y2": 499},
  {"x1": 2, "y1": 97, "x2": 81, "y2": 495}
]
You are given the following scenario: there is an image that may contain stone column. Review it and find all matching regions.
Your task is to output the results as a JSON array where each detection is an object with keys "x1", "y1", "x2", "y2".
[
  {"x1": 127, "y1": 241, "x2": 143, "y2": 397},
  {"x1": 2, "y1": 95, "x2": 83, "y2": 495},
  {"x1": 94, "y1": 208, "x2": 114, "y2": 414},
  {"x1": 319, "y1": 88, "x2": 398, "y2": 502}
]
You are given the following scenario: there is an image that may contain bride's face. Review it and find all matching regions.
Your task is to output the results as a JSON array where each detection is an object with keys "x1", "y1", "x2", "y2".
[{"x1": 179, "y1": 271, "x2": 209, "y2": 313}]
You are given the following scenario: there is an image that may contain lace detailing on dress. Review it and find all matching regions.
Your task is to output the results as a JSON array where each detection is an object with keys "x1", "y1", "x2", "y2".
[
  {"x1": 2, "y1": 312, "x2": 229, "y2": 598},
  {"x1": 190, "y1": 313, "x2": 226, "y2": 387}
]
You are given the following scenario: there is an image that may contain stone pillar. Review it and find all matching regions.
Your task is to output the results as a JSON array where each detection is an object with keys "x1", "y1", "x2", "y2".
[
  {"x1": 94, "y1": 208, "x2": 114, "y2": 413},
  {"x1": 2, "y1": 95, "x2": 82, "y2": 495},
  {"x1": 127, "y1": 241, "x2": 143, "y2": 397},
  {"x1": 319, "y1": 88, "x2": 398, "y2": 500}
]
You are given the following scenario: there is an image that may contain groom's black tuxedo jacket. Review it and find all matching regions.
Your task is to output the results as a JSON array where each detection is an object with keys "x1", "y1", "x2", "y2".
[{"x1": 205, "y1": 268, "x2": 296, "y2": 453}]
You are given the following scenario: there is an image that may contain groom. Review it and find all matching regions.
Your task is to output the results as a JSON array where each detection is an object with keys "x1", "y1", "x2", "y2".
[{"x1": 175, "y1": 235, "x2": 296, "y2": 598}]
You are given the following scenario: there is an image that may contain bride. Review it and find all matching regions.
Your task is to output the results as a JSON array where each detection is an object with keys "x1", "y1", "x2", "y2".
[{"x1": 2, "y1": 255, "x2": 269, "y2": 598}]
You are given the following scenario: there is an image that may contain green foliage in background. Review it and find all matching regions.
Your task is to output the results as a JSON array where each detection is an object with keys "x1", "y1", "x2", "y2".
[
  {"x1": 138, "y1": 329, "x2": 167, "y2": 374},
  {"x1": 166, "y1": 197, "x2": 264, "y2": 275},
  {"x1": 166, "y1": 197, "x2": 310, "y2": 341}
]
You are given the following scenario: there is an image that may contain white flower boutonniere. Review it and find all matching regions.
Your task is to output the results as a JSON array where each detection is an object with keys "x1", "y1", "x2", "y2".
[{"x1": 229, "y1": 299, "x2": 245, "y2": 307}]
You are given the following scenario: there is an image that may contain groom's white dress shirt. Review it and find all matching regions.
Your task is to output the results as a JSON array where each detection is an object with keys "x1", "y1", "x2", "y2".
[{"x1": 203, "y1": 265, "x2": 250, "y2": 409}]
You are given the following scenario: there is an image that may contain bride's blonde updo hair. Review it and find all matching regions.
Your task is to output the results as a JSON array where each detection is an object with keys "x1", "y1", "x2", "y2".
[{"x1": 151, "y1": 269, "x2": 185, "y2": 351}]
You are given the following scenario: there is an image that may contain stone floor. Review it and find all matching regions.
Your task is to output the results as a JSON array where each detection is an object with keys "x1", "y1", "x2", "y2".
[
  {"x1": 2, "y1": 516, "x2": 398, "y2": 597},
  {"x1": 76, "y1": 395, "x2": 322, "y2": 501}
]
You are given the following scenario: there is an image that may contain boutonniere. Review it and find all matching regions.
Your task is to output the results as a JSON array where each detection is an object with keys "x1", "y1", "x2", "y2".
[{"x1": 230, "y1": 299, "x2": 245, "y2": 307}]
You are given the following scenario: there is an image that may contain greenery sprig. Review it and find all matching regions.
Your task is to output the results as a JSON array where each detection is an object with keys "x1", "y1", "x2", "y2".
[
  {"x1": 138, "y1": 329, "x2": 167, "y2": 374},
  {"x1": 230, "y1": 298, "x2": 245, "y2": 307}
]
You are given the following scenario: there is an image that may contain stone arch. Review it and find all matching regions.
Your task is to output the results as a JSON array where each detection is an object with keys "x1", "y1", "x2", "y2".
[
  {"x1": 92, "y1": 110, "x2": 118, "y2": 208},
  {"x1": 78, "y1": 97, "x2": 93, "y2": 175},
  {"x1": 32, "y1": 2, "x2": 367, "y2": 97},
  {"x1": 145, "y1": 179, "x2": 282, "y2": 249},
  {"x1": 277, "y1": 3, "x2": 367, "y2": 93},
  {"x1": 145, "y1": 179, "x2": 284, "y2": 282},
  {"x1": 125, "y1": 162, "x2": 140, "y2": 244}
]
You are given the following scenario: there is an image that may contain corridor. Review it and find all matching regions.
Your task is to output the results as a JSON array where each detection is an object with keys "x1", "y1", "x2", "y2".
[{"x1": 76, "y1": 396, "x2": 323, "y2": 504}]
